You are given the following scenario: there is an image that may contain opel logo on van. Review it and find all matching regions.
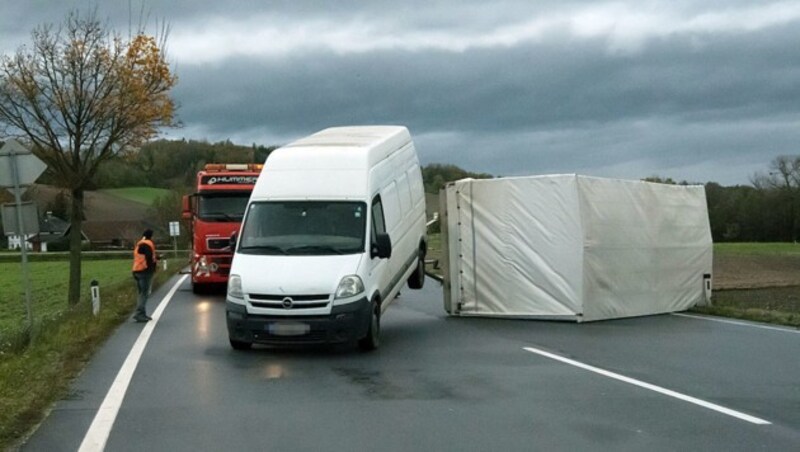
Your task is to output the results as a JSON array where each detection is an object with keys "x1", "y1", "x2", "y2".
[{"x1": 282, "y1": 297, "x2": 293, "y2": 309}]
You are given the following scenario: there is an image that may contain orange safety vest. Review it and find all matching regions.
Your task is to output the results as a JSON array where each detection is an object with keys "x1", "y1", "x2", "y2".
[{"x1": 132, "y1": 238, "x2": 157, "y2": 272}]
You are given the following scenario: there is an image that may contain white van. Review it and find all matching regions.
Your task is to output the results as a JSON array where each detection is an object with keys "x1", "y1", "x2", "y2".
[{"x1": 226, "y1": 126, "x2": 427, "y2": 351}]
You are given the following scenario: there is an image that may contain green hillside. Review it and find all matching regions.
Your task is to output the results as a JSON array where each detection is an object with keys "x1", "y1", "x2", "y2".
[{"x1": 100, "y1": 187, "x2": 172, "y2": 206}]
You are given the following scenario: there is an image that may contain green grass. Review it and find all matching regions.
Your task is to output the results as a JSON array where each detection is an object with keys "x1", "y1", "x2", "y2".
[
  {"x1": 0, "y1": 258, "x2": 183, "y2": 449},
  {"x1": 100, "y1": 187, "x2": 172, "y2": 206},
  {"x1": 0, "y1": 260, "x2": 133, "y2": 335},
  {"x1": 714, "y1": 242, "x2": 800, "y2": 256}
]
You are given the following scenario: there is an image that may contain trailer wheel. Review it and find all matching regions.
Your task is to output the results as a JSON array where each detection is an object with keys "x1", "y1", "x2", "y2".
[
  {"x1": 358, "y1": 300, "x2": 380, "y2": 351},
  {"x1": 229, "y1": 338, "x2": 252, "y2": 350},
  {"x1": 407, "y1": 249, "x2": 426, "y2": 289}
]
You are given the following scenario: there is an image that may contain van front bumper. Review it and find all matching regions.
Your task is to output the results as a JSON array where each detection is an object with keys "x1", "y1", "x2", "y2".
[{"x1": 226, "y1": 298, "x2": 371, "y2": 345}]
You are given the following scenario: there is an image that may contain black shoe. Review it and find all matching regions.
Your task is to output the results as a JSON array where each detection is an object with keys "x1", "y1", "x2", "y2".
[
  {"x1": 133, "y1": 316, "x2": 150, "y2": 323},
  {"x1": 145, "y1": 315, "x2": 153, "y2": 321}
]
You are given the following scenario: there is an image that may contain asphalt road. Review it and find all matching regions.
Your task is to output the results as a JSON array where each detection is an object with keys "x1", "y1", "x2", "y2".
[{"x1": 22, "y1": 274, "x2": 800, "y2": 451}]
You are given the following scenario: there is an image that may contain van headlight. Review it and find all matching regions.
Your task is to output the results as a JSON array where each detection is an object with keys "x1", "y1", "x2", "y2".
[
  {"x1": 335, "y1": 275, "x2": 364, "y2": 299},
  {"x1": 228, "y1": 274, "x2": 244, "y2": 299}
]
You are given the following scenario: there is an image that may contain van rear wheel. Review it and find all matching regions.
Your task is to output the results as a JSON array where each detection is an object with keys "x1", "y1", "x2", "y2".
[
  {"x1": 407, "y1": 253, "x2": 425, "y2": 289},
  {"x1": 358, "y1": 301, "x2": 380, "y2": 351}
]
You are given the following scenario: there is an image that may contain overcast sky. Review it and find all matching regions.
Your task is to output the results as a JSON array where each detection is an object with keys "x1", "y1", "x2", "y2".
[{"x1": 2, "y1": 1, "x2": 799, "y2": 185}]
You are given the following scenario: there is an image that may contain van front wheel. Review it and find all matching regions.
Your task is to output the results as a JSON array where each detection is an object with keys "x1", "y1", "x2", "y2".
[
  {"x1": 229, "y1": 339, "x2": 252, "y2": 350},
  {"x1": 358, "y1": 301, "x2": 380, "y2": 351},
  {"x1": 407, "y1": 253, "x2": 425, "y2": 289}
]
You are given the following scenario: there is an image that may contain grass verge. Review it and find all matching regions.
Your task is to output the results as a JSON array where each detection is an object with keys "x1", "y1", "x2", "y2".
[
  {"x1": 691, "y1": 287, "x2": 800, "y2": 328},
  {"x1": 714, "y1": 242, "x2": 800, "y2": 256},
  {"x1": 0, "y1": 260, "x2": 182, "y2": 450}
]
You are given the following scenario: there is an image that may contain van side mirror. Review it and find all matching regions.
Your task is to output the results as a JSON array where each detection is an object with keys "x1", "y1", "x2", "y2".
[
  {"x1": 229, "y1": 231, "x2": 238, "y2": 251},
  {"x1": 181, "y1": 195, "x2": 192, "y2": 220},
  {"x1": 371, "y1": 233, "x2": 392, "y2": 259}
]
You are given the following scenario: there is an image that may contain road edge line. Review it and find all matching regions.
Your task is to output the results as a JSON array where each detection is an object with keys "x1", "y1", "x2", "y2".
[{"x1": 78, "y1": 274, "x2": 188, "y2": 452}]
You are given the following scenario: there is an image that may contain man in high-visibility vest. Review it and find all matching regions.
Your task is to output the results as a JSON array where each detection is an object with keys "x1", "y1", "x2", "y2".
[{"x1": 132, "y1": 229, "x2": 158, "y2": 322}]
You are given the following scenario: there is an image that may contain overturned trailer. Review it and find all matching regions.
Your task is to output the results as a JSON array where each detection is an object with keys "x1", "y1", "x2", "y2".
[{"x1": 440, "y1": 175, "x2": 713, "y2": 322}]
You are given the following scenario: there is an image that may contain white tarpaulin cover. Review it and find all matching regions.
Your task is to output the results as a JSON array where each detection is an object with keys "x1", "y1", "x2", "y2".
[{"x1": 440, "y1": 175, "x2": 713, "y2": 322}]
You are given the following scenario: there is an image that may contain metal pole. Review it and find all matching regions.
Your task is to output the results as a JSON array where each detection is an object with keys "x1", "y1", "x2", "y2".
[{"x1": 9, "y1": 150, "x2": 33, "y2": 328}]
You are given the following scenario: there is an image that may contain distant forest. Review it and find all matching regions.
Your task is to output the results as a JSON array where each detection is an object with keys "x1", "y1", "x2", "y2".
[{"x1": 25, "y1": 139, "x2": 800, "y2": 243}]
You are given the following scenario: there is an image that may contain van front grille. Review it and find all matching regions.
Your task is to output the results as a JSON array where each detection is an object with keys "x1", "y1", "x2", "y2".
[
  {"x1": 248, "y1": 293, "x2": 330, "y2": 310},
  {"x1": 249, "y1": 293, "x2": 329, "y2": 301},
  {"x1": 252, "y1": 329, "x2": 328, "y2": 343}
]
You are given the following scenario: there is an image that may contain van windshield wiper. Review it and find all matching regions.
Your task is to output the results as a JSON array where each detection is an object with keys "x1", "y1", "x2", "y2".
[
  {"x1": 285, "y1": 245, "x2": 344, "y2": 255},
  {"x1": 238, "y1": 245, "x2": 287, "y2": 255}
]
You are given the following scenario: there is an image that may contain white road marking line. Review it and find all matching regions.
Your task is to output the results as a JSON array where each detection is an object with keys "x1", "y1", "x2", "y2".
[
  {"x1": 79, "y1": 275, "x2": 189, "y2": 452},
  {"x1": 522, "y1": 346, "x2": 771, "y2": 425},
  {"x1": 672, "y1": 312, "x2": 800, "y2": 334}
]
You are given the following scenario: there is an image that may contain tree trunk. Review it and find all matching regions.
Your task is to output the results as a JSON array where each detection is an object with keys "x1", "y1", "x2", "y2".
[{"x1": 68, "y1": 188, "x2": 84, "y2": 306}]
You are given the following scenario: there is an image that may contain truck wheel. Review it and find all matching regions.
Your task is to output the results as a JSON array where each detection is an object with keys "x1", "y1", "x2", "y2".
[
  {"x1": 407, "y1": 252, "x2": 425, "y2": 289},
  {"x1": 229, "y1": 338, "x2": 252, "y2": 350},
  {"x1": 358, "y1": 301, "x2": 380, "y2": 351}
]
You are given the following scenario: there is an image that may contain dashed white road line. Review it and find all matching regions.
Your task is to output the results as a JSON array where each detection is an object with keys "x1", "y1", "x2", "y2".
[
  {"x1": 79, "y1": 275, "x2": 189, "y2": 452},
  {"x1": 522, "y1": 345, "x2": 771, "y2": 426},
  {"x1": 672, "y1": 312, "x2": 800, "y2": 334}
]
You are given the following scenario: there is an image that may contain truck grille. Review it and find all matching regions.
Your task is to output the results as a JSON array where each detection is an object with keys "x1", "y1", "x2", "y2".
[
  {"x1": 216, "y1": 267, "x2": 230, "y2": 276},
  {"x1": 207, "y1": 238, "x2": 230, "y2": 250},
  {"x1": 210, "y1": 256, "x2": 232, "y2": 265}
]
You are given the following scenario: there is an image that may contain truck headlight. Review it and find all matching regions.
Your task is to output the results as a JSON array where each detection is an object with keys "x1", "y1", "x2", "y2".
[
  {"x1": 196, "y1": 255, "x2": 210, "y2": 276},
  {"x1": 228, "y1": 274, "x2": 243, "y2": 299},
  {"x1": 335, "y1": 275, "x2": 364, "y2": 299}
]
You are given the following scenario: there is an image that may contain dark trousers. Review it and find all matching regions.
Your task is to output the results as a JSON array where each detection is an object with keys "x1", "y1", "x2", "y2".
[{"x1": 133, "y1": 272, "x2": 154, "y2": 318}]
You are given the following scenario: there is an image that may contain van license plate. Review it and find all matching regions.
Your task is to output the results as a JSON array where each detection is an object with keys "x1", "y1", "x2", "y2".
[{"x1": 268, "y1": 322, "x2": 310, "y2": 336}]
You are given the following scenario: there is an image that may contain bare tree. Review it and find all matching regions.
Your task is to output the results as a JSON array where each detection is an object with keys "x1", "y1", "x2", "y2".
[
  {"x1": 752, "y1": 155, "x2": 800, "y2": 241},
  {"x1": 0, "y1": 10, "x2": 177, "y2": 305},
  {"x1": 752, "y1": 156, "x2": 800, "y2": 189}
]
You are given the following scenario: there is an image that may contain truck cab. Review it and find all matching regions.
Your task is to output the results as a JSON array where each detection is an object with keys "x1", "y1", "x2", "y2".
[{"x1": 183, "y1": 163, "x2": 261, "y2": 293}]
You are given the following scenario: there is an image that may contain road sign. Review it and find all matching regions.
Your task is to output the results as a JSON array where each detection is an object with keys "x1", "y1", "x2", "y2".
[
  {"x1": 0, "y1": 140, "x2": 47, "y2": 191},
  {"x1": 0, "y1": 140, "x2": 46, "y2": 328},
  {"x1": 1, "y1": 202, "x2": 39, "y2": 235},
  {"x1": 169, "y1": 221, "x2": 180, "y2": 237}
]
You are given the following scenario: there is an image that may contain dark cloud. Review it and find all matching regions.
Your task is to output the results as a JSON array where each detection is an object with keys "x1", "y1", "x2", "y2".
[
  {"x1": 168, "y1": 19, "x2": 800, "y2": 184},
  {"x1": 3, "y1": 1, "x2": 800, "y2": 184}
]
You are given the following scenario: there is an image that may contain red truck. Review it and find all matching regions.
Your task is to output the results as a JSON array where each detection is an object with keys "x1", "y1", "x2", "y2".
[{"x1": 182, "y1": 163, "x2": 262, "y2": 293}]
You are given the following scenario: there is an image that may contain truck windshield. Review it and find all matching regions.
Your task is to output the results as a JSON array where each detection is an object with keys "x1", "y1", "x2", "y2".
[
  {"x1": 238, "y1": 201, "x2": 366, "y2": 255},
  {"x1": 198, "y1": 193, "x2": 251, "y2": 221}
]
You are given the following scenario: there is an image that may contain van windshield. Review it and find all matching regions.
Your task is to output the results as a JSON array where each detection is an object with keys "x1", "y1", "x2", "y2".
[{"x1": 238, "y1": 201, "x2": 367, "y2": 255}]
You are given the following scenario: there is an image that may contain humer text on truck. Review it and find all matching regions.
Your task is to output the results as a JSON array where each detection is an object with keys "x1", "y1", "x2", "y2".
[{"x1": 182, "y1": 163, "x2": 262, "y2": 293}]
